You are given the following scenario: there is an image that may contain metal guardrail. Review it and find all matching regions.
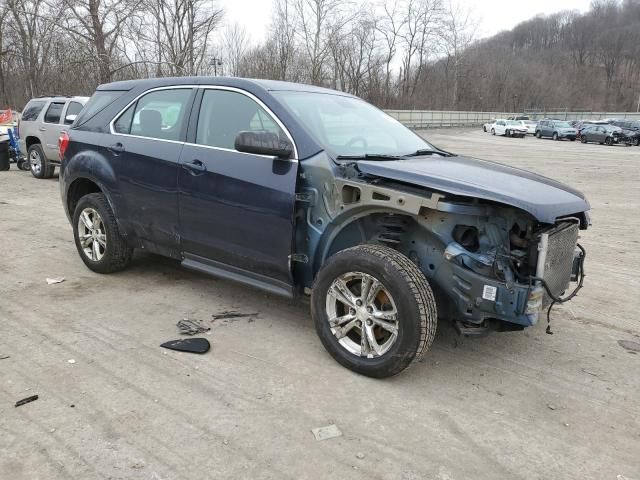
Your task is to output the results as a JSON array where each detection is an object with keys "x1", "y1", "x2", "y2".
[{"x1": 385, "y1": 110, "x2": 640, "y2": 128}]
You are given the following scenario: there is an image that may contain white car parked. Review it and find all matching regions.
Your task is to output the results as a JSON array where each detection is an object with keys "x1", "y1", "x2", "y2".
[
  {"x1": 483, "y1": 119, "x2": 495, "y2": 132},
  {"x1": 491, "y1": 119, "x2": 528, "y2": 138},
  {"x1": 518, "y1": 120, "x2": 537, "y2": 135}
]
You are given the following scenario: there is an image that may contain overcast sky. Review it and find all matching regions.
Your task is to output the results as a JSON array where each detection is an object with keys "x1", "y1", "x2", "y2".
[{"x1": 218, "y1": 0, "x2": 593, "y2": 43}]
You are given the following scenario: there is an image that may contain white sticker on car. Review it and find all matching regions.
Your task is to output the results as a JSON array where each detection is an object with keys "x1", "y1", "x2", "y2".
[{"x1": 482, "y1": 285, "x2": 497, "y2": 302}]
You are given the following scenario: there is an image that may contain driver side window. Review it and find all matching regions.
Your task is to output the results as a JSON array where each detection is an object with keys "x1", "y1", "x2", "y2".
[{"x1": 196, "y1": 89, "x2": 285, "y2": 150}]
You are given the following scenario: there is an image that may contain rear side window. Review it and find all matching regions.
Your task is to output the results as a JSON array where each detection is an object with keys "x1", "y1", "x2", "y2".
[
  {"x1": 64, "y1": 102, "x2": 84, "y2": 124},
  {"x1": 75, "y1": 90, "x2": 125, "y2": 126},
  {"x1": 21, "y1": 101, "x2": 46, "y2": 121},
  {"x1": 113, "y1": 89, "x2": 192, "y2": 141},
  {"x1": 44, "y1": 102, "x2": 65, "y2": 123},
  {"x1": 195, "y1": 89, "x2": 286, "y2": 150}
]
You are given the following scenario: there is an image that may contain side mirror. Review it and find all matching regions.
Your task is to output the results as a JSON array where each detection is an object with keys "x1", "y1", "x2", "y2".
[
  {"x1": 64, "y1": 114, "x2": 77, "y2": 125},
  {"x1": 234, "y1": 131, "x2": 293, "y2": 159}
]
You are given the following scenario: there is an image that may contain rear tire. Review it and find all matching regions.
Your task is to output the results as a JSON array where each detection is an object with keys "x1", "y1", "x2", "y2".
[
  {"x1": 72, "y1": 193, "x2": 133, "y2": 274},
  {"x1": 28, "y1": 144, "x2": 54, "y2": 179},
  {"x1": 311, "y1": 244, "x2": 437, "y2": 378},
  {"x1": 552, "y1": 132, "x2": 559, "y2": 141},
  {"x1": 536, "y1": 131, "x2": 542, "y2": 139},
  {"x1": 581, "y1": 135, "x2": 587, "y2": 143},
  {"x1": 605, "y1": 137, "x2": 613, "y2": 146},
  {"x1": 491, "y1": 129, "x2": 495, "y2": 135}
]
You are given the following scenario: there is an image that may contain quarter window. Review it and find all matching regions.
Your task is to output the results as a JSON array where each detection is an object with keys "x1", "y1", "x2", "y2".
[
  {"x1": 113, "y1": 89, "x2": 192, "y2": 141},
  {"x1": 195, "y1": 89, "x2": 286, "y2": 150},
  {"x1": 44, "y1": 102, "x2": 65, "y2": 123}
]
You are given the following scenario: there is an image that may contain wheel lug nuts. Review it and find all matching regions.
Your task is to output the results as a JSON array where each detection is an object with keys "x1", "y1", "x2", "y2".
[
  {"x1": 349, "y1": 308, "x2": 355, "y2": 315},
  {"x1": 356, "y1": 300, "x2": 362, "y2": 306},
  {"x1": 366, "y1": 306, "x2": 373, "y2": 313},
  {"x1": 366, "y1": 319, "x2": 373, "y2": 326}
]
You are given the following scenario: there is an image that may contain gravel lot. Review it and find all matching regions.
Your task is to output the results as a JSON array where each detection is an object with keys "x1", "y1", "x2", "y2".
[{"x1": 1, "y1": 128, "x2": 638, "y2": 480}]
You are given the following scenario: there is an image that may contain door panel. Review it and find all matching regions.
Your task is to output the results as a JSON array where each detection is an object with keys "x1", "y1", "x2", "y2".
[
  {"x1": 179, "y1": 147, "x2": 297, "y2": 284},
  {"x1": 178, "y1": 88, "x2": 298, "y2": 286},
  {"x1": 109, "y1": 87, "x2": 195, "y2": 253}
]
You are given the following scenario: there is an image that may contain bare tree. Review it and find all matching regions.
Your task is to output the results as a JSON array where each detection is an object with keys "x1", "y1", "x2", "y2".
[{"x1": 222, "y1": 22, "x2": 249, "y2": 77}]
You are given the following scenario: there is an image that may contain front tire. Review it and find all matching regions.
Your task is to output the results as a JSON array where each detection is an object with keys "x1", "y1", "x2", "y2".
[
  {"x1": 28, "y1": 144, "x2": 54, "y2": 179},
  {"x1": 491, "y1": 128, "x2": 495, "y2": 135},
  {"x1": 581, "y1": 135, "x2": 587, "y2": 143},
  {"x1": 536, "y1": 131, "x2": 542, "y2": 138},
  {"x1": 72, "y1": 193, "x2": 132, "y2": 273},
  {"x1": 552, "y1": 132, "x2": 559, "y2": 141},
  {"x1": 311, "y1": 244, "x2": 437, "y2": 378}
]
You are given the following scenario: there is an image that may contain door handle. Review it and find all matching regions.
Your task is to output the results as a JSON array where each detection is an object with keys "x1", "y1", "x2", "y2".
[
  {"x1": 183, "y1": 159, "x2": 207, "y2": 175},
  {"x1": 108, "y1": 142, "x2": 125, "y2": 154},
  {"x1": 39, "y1": 127, "x2": 46, "y2": 132}
]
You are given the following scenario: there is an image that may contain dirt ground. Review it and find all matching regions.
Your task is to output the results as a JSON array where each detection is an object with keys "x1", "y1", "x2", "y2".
[{"x1": 1, "y1": 128, "x2": 638, "y2": 480}]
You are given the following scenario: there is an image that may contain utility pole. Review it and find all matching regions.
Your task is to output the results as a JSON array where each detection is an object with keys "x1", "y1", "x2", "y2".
[{"x1": 210, "y1": 57, "x2": 223, "y2": 76}]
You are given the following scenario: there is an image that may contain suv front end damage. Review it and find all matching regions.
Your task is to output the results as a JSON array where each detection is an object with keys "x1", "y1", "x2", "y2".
[{"x1": 296, "y1": 151, "x2": 588, "y2": 335}]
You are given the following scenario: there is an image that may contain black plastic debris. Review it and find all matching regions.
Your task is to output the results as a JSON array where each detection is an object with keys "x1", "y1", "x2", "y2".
[
  {"x1": 15, "y1": 395, "x2": 39, "y2": 407},
  {"x1": 160, "y1": 338, "x2": 210, "y2": 354},
  {"x1": 211, "y1": 310, "x2": 258, "y2": 321},
  {"x1": 176, "y1": 319, "x2": 210, "y2": 336}
]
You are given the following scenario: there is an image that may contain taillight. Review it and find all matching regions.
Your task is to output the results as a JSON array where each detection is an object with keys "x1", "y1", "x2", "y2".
[{"x1": 58, "y1": 132, "x2": 70, "y2": 161}]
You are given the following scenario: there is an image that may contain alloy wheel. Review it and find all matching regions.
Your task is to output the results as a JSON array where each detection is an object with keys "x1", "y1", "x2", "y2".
[
  {"x1": 29, "y1": 150, "x2": 42, "y2": 175},
  {"x1": 77, "y1": 207, "x2": 107, "y2": 261},
  {"x1": 325, "y1": 272, "x2": 399, "y2": 358}
]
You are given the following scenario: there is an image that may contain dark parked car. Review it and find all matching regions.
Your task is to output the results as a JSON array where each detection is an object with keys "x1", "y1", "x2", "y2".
[
  {"x1": 59, "y1": 77, "x2": 589, "y2": 377},
  {"x1": 580, "y1": 124, "x2": 625, "y2": 145},
  {"x1": 608, "y1": 120, "x2": 640, "y2": 146},
  {"x1": 535, "y1": 119, "x2": 577, "y2": 140}
]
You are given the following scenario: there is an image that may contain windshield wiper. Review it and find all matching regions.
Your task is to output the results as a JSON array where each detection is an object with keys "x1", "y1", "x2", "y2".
[
  {"x1": 404, "y1": 148, "x2": 455, "y2": 157},
  {"x1": 336, "y1": 153, "x2": 404, "y2": 161}
]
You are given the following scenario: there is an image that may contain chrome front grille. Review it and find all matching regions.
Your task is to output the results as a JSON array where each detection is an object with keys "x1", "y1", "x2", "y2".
[{"x1": 536, "y1": 222, "x2": 580, "y2": 304}]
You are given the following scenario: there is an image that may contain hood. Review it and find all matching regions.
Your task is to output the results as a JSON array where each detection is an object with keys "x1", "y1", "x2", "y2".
[{"x1": 356, "y1": 155, "x2": 590, "y2": 224}]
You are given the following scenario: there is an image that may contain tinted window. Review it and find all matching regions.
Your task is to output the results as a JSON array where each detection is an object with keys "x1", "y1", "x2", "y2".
[
  {"x1": 114, "y1": 89, "x2": 192, "y2": 141},
  {"x1": 64, "y1": 102, "x2": 84, "y2": 124},
  {"x1": 44, "y1": 102, "x2": 65, "y2": 123},
  {"x1": 75, "y1": 90, "x2": 124, "y2": 126},
  {"x1": 196, "y1": 89, "x2": 286, "y2": 150},
  {"x1": 21, "y1": 101, "x2": 46, "y2": 121}
]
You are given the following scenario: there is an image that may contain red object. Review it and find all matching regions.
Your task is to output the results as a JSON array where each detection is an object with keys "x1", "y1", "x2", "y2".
[
  {"x1": 58, "y1": 132, "x2": 69, "y2": 160},
  {"x1": 0, "y1": 109, "x2": 12, "y2": 124}
]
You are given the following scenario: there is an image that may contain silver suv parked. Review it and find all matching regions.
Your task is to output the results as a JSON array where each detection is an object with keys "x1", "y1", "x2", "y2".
[{"x1": 19, "y1": 96, "x2": 88, "y2": 178}]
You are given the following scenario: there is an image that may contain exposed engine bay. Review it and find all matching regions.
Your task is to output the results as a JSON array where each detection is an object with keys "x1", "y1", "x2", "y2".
[{"x1": 296, "y1": 156, "x2": 588, "y2": 334}]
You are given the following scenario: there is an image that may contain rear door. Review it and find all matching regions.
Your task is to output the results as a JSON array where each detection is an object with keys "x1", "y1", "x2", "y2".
[
  {"x1": 42, "y1": 101, "x2": 65, "y2": 160},
  {"x1": 177, "y1": 87, "x2": 298, "y2": 292},
  {"x1": 109, "y1": 87, "x2": 195, "y2": 253}
]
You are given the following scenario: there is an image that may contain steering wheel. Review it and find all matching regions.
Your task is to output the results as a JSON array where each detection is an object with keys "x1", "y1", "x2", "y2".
[{"x1": 345, "y1": 136, "x2": 368, "y2": 149}]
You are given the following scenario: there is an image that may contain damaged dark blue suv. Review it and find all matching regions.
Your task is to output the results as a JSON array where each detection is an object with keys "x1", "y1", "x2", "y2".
[{"x1": 59, "y1": 77, "x2": 589, "y2": 377}]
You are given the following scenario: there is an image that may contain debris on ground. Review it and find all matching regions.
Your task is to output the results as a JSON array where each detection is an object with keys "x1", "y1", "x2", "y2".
[
  {"x1": 15, "y1": 395, "x2": 39, "y2": 407},
  {"x1": 160, "y1": 338, "x2": 210, "y2": 354},
  {"x1": 617, "y1": 339, "x2": 640, "y2": 353},
  {"x1": 355, "y1": 452, "x2": 366, "y2": 459},
  {"x1": 0, "y1": 354, "x2": 9, "y2": 360},
  {"x1": 547, "y1": 404, "x2": 557, "y2": 411},
  {"x1": 211, "y1": 310, "x2": 259, "y2": 322},
  {"x1": 581, "y1": 368, "x2": 599, "y2": 377},
  {"x1": 67, "y1": 359, "x2": 76, "y2": 364},
  {"x1": 46, "y1": 277, "x2": 65, "y2": 285},
  {"x1": 176, "y1": 318, "x2": 210, "y2": 336},
  {"x1": 311, "y1": 424, "x2": 343, "y2": 441}
]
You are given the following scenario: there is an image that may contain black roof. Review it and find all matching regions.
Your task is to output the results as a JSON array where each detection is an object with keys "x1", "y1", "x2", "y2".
[{"x1": 97, "y1": 76, "x2": 355, "y2": 98}]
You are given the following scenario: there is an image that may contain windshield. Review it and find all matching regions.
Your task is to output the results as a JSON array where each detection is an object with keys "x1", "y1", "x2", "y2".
[
  {"x1": 555, "y1": 121, "x2": 572, "y2": 128},
  {"x1": 506, "y1": 120, "x2": 520, "y2": 126},
  {"x1": 272, "y1": 91, "x2": 433, "y2": 157}
]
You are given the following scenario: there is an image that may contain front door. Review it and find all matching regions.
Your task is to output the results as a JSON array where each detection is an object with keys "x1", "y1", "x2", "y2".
[
  {"x1": 108, "y1": 87, "x2": 195, "y2": 253},
  {"x1": 178, "y1": 88, "x2": 298, "y2": 290}
]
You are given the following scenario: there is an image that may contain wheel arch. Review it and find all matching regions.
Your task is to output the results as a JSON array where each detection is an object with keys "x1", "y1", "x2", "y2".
[{"x1": 25, "y1": 136, "x2": 42, "y2": 150}]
